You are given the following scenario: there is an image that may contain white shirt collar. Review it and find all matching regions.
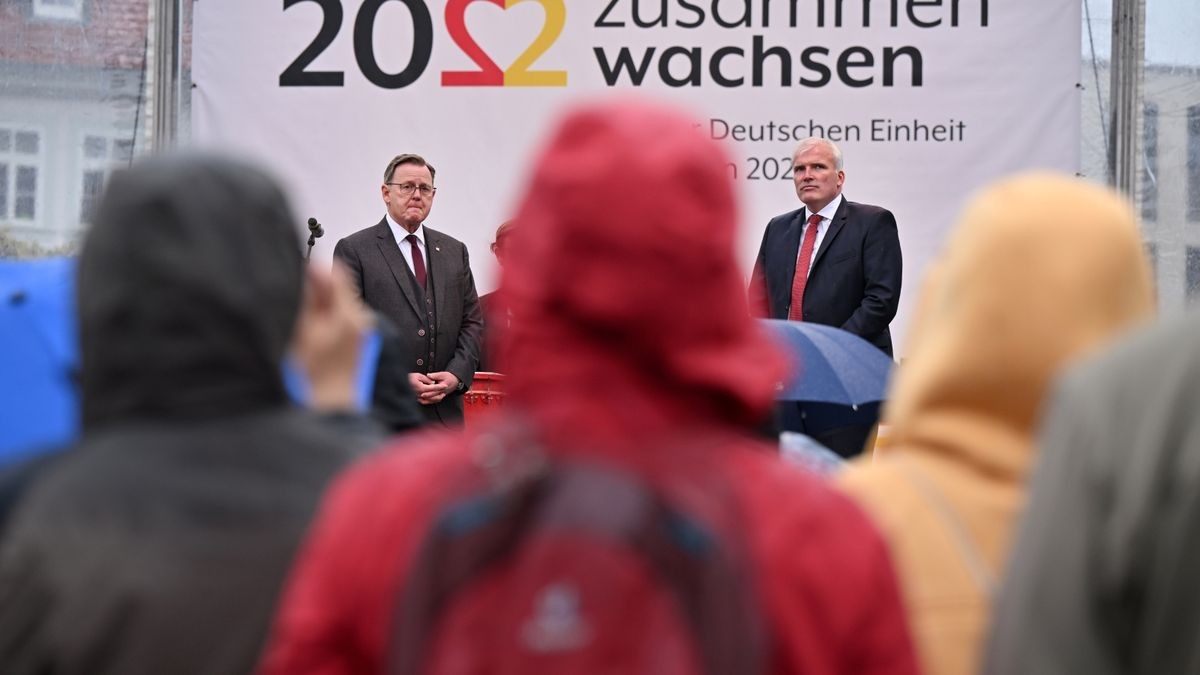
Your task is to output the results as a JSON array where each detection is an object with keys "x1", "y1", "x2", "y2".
[
  {"x1": 385, "y1": 213, "x2": 425, "y2": 248},
  {"x1": 807, "y1": 193, "x2": 843, "y2": 224}
]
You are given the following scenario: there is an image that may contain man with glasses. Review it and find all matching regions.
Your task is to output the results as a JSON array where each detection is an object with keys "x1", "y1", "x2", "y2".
[{"x1": 333, "y1": 154, "x2": 483, "y2": 425}]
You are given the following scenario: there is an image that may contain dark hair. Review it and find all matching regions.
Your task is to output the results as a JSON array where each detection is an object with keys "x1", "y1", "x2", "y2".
[
  {"x1": 384, "y1": 154, "x2": 436, "y2": 183},
  {"x1": 490, "y1": 220, "x2": 516, "y2": 256}
]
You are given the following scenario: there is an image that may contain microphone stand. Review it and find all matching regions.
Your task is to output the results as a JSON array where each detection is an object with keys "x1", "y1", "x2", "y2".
[{"x1": 306, "y1": 217, "x2": 324, "y2": 260}]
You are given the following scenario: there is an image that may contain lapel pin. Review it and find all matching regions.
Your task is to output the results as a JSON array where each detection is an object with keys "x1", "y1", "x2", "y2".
[{"x1": 435, "y1": 246, "x2": 441, "y2": 251}]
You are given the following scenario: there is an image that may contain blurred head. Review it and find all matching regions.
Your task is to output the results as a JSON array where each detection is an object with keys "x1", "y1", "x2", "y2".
[
  {"x1": 500, "y1": 99, "x2": 785, "y2": 439},
  {"x1": 490, "y1": 220, "x2": 516, "y2": 269},
  {"x1": 791, "y1": 137, "x2": 844, "y2": 212},
  {"x1": 381, "y1": 154, "x2": 436, "y2": 232},
  {"x1": 77, "y1": 154, "x2": 304, "y2": 428},
  {"x1": 883, "y1": 172, "x2": 1155, "y2": 476}
]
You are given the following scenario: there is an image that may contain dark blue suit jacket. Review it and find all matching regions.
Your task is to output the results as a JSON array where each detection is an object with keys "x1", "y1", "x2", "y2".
[{"x1": 751, "y1": 197, "x2": 902, "y2": 357}]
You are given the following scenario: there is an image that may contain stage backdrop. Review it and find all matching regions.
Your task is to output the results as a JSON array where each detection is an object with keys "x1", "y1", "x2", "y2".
[{"x1": 192, "y1": 0, "x2": 1081, "y2": 357}]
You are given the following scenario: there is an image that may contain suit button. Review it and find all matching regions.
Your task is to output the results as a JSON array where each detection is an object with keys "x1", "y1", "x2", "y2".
[
  {"x1": 426, "y1": 298, "x2": 432, "y2": 304},
  {"x1": 416, "y1": 358, "x2": 424, "y2": 366},
  {"x1": 418, "y1": 329, "x2": 426, "y2": 336},
  {"x1": 429, "y1": 352, "x2": 435, "y2": 358}
]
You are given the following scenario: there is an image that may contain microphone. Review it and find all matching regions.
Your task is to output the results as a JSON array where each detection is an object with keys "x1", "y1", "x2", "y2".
[{"x1": 305, "y1": 217, "x2": 325, "y2": 260}]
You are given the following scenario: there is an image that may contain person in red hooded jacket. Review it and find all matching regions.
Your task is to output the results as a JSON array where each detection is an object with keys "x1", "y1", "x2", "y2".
[{"x1": 256, "y1": 99, "x2": 918, "y2": 675}]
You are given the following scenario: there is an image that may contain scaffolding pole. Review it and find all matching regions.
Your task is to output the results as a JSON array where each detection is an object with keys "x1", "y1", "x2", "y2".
[
  {"x1": 150, "y1": 0, "x2": 182, "y2": 153},
  {"x1": 1107, "y1": 0, "x2": 1145, "y2": 199}
]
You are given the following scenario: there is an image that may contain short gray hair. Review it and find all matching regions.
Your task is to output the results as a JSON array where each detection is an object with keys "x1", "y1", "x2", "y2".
[{"x1": 794, "y1": 137, "x2": 843, "y2": 170}]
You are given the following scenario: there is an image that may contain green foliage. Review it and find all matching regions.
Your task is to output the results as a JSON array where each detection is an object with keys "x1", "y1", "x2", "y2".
[{"x1": 0, "y1": 227, "x2": 80, "y2": 259}]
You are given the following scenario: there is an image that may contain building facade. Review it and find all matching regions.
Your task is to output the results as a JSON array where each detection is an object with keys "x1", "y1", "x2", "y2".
[{"x1": 0, "y1": 0, "x2": 149, "y2": 251}]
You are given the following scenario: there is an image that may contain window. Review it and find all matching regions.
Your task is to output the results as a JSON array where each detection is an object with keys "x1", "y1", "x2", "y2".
[
  {"x1": 1142, "y1": 103, "x2": 1158, "y2": 223},
  {"x1": 1189, "y1": 106, "x2": 1200, "y2": 222},
  {"x1": 80, "y1": 170, "x2": 105, "y2": 223},
  {"x1": 33, "y1": 0, "x2": 83, "y2": 21},
  {"x1": 78, "y1": 134, "x2": 133, "y2": 223},
  {"x1": 0, "y1": 127, "x2": 41, "y2": 222},
  {"x1": 15, "y1": 167, "x2": 37, "y2": 219}
]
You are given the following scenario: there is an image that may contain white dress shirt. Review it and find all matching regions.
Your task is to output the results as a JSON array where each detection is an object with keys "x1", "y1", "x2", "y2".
[
  {"x1": 385, "y1": 213, "x2": 427, "y2": 278},
  {"x1": 799, "y1": 193, "x2": 843, "y2": 278}
]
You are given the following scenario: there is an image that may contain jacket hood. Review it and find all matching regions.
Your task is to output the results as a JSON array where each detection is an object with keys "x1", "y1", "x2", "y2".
[
  {"x1": 880, "y1": 172, "x2": 1154, "y2": 480},
  {"x1": 77, "y1": 154, "x2": 304, "y2": 428},
  {"x1": 497, "y1": 100, "x2": 785, "y2": 448}
]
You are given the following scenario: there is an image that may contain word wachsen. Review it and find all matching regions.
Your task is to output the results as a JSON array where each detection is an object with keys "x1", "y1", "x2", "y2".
[{"x1": 593, "y1": 0, "x2": 990, "y2": 88}]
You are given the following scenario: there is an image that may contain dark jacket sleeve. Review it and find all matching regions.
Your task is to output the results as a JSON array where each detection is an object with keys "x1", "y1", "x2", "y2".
[
  {"x1": 444, "y1": 244, "x2": 483, "y2": 390},
  {"x1": 841, "y1": 209, "x2": 901, "y2": 340},
  {"x1": 332, "y1": 238, "x2": 364, "y2": 300},
  {"x1": 748, "y1": 229, "x2": 773, "y2": 319}
]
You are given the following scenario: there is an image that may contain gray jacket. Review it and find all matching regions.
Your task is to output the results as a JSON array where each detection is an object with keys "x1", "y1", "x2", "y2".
[
  {"x1": 986, "y1": 311, "x2": 1200, "y2": 675},
  {"x1": 0, "y1": 155, "x2": 371, "y2": 675}
]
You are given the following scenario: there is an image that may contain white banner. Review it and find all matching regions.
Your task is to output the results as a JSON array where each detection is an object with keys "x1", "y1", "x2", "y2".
[{"x1": 193, "y1": 0, "x2": 1081, "y2": 356}]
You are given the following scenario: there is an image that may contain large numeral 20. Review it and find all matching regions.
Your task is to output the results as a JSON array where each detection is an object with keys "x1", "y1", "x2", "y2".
[
  {"x1": 280, "y1": 0, "x2": 433, "y2": 89},
  {"x1": 280, "y1": 0, "x2": 565, "y2": 88}
]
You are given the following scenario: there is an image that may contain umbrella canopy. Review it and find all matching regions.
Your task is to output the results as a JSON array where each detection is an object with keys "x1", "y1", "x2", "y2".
[
  {"x1": 0, "y1": 257, "x2": 79, "y2": 467},
  {"x1": 761, "y1": 319, "x2": 894, "y2": 406}
]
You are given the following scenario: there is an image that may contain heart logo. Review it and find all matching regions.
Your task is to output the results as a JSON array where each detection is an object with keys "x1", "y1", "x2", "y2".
[{"x1": 443, "y1": 0, "x2": 568, "y2": 86}]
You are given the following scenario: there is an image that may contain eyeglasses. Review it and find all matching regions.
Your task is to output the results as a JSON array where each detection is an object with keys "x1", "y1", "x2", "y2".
[{"x1": 386, "y1": 182, "x2": 437, "y2": 197}]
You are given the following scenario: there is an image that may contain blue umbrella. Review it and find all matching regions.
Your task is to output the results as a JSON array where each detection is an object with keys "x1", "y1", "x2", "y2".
[
  {"x1": 761, "y1": 319, "x2": 894, "y2": 406},
  {"x1": 0, "y1": 257, "x2": 80, "y2": 467}
]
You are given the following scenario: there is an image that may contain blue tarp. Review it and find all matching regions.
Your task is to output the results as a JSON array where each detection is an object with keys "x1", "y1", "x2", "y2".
[{"x1": 0, "y1": 258, "x2": 79, "y2": 468}]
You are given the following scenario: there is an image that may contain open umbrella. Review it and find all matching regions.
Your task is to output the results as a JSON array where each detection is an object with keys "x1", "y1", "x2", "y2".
[
  {"x1": 761, "y1": 319, "x2": 894, "y2": 406},
  {"x1": 0, "y1": 257, "x2": 80, "y2": 467}
]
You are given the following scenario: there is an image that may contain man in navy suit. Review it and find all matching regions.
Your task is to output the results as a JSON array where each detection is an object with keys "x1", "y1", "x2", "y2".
[
  {"x1": 751, "y1": 137, "x2": 902, "y2": 456},
  {"x1": 334, "y1": 154, "x2": 482, "y2": 426}
]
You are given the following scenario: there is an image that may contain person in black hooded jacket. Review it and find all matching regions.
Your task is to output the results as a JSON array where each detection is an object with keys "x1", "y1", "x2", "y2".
[{"x1": 0, "y1": 154, "x2": 379, "y2": 675}]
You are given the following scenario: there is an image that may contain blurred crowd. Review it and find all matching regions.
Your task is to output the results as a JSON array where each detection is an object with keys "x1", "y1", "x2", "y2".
[{"x1": 0, "y1": 98, "x2": 1197, "y2": 675}]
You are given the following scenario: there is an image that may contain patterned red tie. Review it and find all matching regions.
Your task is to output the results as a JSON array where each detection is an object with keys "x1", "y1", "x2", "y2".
[
  {"x1": 405, "y1": 234, "x2": 427, "y2": 289},
  {"x1": 788, "y1": 213, "x2": 822, "y2": 321}
]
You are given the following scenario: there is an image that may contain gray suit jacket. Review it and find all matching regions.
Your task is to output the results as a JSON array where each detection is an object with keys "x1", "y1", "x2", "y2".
[{"x1": 333, "y1": 219, "x2": 482, "y2": 424}]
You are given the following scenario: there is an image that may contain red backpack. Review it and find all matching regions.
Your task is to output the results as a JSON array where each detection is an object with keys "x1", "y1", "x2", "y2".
[{"x1": 388, "y1": 431, "x2": 767, "y2": 675}]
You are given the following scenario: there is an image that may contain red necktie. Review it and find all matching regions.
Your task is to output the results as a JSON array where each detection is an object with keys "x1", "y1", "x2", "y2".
[
  {"x1": 788, "y1": 213, "x2": 821, "y2": 321},
  {"x1": 405, "y1": 234, "x2": 426, "y2": 289}
]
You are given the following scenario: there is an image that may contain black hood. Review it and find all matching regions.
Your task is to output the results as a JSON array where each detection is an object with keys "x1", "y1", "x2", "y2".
[{"x1": 77, "y1": 154, "x2": 303, "y2": 429}]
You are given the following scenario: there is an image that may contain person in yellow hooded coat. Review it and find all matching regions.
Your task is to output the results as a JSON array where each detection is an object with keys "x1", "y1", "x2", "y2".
[{"x1": 838, "y1": 173, "x2": 1156, "y2": 675}]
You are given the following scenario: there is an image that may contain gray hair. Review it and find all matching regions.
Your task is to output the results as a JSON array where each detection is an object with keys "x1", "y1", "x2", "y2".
[{"x1": 794, "y1": 137, "x2": 843, "y2": 170}]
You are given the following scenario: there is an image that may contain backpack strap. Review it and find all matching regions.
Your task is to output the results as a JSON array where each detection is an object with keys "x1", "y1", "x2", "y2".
[
  {"x1": 388, "y1": 432, "x2": 765, "y2": 675},
  {"x1": 891, "y1": 457, "x2": 997, "y2": 596}
]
